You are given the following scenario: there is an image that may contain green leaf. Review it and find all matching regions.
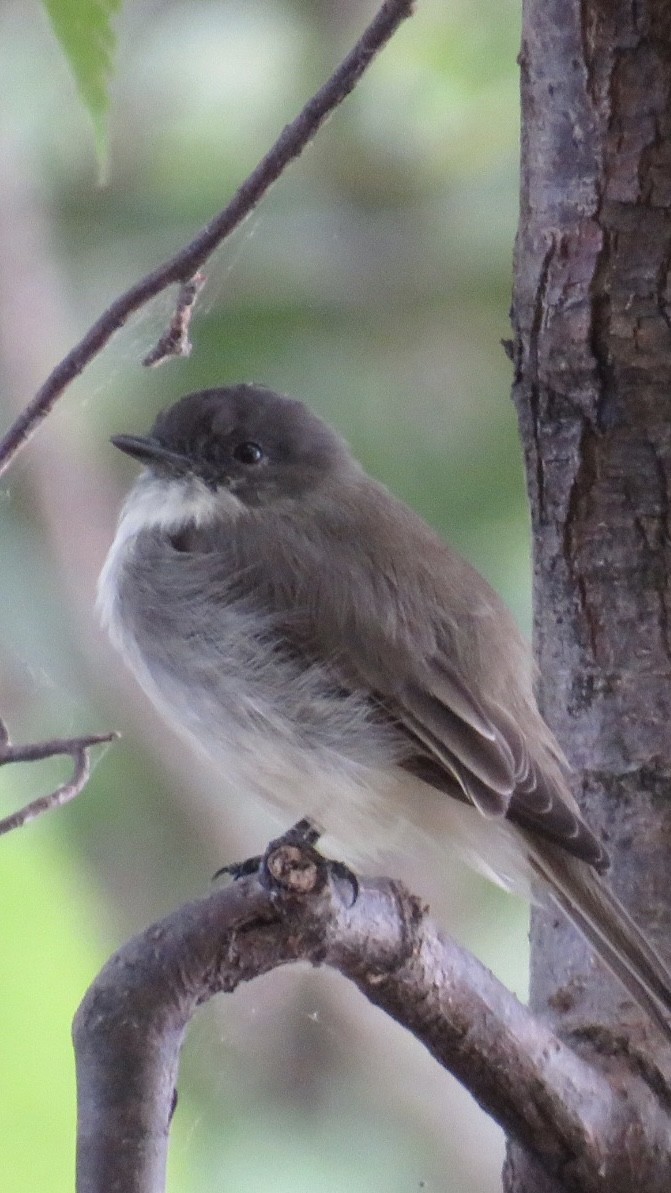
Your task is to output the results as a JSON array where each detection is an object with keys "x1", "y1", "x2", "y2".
[{"x1": 41, "y1": 0, "x2": 122, "y2": 170}]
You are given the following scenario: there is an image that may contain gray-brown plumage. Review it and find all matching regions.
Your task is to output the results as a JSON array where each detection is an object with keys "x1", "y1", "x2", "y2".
[{"x1": 99, "y1": 383, "x2": 671, "y2": 1042}]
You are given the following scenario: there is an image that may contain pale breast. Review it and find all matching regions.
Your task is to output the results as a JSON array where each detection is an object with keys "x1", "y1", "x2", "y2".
[{"x1": 100, "y1": 510, "x2": 419, "y2": 855}]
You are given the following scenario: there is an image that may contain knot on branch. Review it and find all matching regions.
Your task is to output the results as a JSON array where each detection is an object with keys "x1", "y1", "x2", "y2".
[{"x1": 263, "y1": 829, "x2": 327, "y2": 898}]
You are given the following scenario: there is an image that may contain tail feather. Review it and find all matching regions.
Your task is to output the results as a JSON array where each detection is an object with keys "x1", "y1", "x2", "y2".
[{"x1": 529, "y1": 845, "x2": 671, "y2": 1045}]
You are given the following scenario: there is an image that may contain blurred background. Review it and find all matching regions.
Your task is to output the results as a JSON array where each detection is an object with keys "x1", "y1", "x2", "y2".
[{"x1": 0, "y1": 1, "x2": 529, "y2": 1190}]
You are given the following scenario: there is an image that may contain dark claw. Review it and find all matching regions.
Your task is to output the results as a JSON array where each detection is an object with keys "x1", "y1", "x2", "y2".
[
  {"x1": 213, "y1": 816, "x2": 358, "y2": 905},
  {"x1": 212, "y1": 855, "x2": 262, "y2": 882},
  {"x1": 213, "y1": 817, "x2": 322, "y2": 883},
  {"x1": 329, "y1": 859, "x2": 359, "y2": 907}
]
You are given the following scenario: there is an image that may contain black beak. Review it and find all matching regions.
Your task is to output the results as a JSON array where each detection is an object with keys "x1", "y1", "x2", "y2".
[{"x1": 110, "y1": 434, "x2": 190, "y2": 472}]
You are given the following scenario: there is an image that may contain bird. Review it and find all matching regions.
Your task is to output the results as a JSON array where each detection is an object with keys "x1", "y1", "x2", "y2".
[{"x1": 98, "y1": 382, "x2": 671, "y2": 1041}]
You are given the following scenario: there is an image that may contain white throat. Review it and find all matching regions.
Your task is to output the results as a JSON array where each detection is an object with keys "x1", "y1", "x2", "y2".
[{"x1": 97, "y1": 471, "x2": 242, "y2": 641}]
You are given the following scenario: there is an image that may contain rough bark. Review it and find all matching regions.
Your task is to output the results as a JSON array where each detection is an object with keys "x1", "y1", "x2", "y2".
[{"x1": 507, "y1": 0, "x2": 671, "y2": 1187}]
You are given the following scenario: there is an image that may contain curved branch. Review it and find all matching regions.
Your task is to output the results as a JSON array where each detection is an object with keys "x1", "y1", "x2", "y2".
[
  {"x1": 0, "y1": 0, "x2": 414, "y2": 478},
  {"x1": 0, "y1": 722, "x2": 117, "y2": 835},
  {"x1": 73, "y1": 838, "x2": 671, "y2": 1193}
]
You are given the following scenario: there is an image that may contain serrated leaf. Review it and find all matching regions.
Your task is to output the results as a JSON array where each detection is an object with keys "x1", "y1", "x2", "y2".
[{"x1": 41, "y1": 0, "x2": 122, "y2": 171}]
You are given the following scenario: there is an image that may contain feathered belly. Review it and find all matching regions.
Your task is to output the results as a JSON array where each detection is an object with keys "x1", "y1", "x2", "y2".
[
  {"x1": 118, "y1": 619, "x2": 534, "y2": 892},
  {"x1": 114, "y1": 593, "x2": 426, "y2": 853},
  {"x1": 101, "y1": 547, "x2": 536, "y2": 890}
]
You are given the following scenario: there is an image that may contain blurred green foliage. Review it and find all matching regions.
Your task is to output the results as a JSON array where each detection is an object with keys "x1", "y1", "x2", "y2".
[
  {"x1": 41, "y1": 0, "x2": 122, "y2": 166},
  {"x1": 0, "y1": 1, "x2": 528, "y2": 1190}
]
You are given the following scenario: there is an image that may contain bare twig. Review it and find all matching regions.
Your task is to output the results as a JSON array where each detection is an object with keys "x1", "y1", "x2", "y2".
[
  {"x1": 74, "y1": 835, "x2": 671, "y2": 1193},
  {"x1": 0, "y1": 721, "x2": 118, "y2": 835},
  {"x1": 0, "y1": 0, "x2": 415, "y2": 478},
  {"x1": 142, "y1": 273, "x2": 206, "y2": 367}
]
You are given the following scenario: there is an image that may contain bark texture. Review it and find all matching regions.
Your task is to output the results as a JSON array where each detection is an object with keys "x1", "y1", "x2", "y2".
[{"x1": 508, "y1": 0, "x2": 671, "y2": 1187}]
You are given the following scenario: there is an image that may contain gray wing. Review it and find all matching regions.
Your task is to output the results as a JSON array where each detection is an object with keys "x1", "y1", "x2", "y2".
[
  {"x1": 188, "y1": 512, "x2": 608, "y2": 871},
  {"x1": 391, "y1": 659, "x2": 608, "y2": 870}
]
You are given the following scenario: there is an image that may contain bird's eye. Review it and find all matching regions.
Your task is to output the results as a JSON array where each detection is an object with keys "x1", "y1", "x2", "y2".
[{"x1": 232, "y1": 441, "x2": 264, "y2": 465}]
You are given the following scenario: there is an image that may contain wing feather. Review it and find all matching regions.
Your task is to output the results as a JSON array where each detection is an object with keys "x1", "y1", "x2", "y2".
[
  {"x1": 194, "y1": 507, "x2": 608, "y2": 870},
  {"x1": 397, "y1": 681, "x2": 515, "y2": 812}
]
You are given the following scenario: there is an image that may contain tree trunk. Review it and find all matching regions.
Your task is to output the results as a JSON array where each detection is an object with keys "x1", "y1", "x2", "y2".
[{"x1": 506, "y1": 0, "x2": 671, "y2": 1188}]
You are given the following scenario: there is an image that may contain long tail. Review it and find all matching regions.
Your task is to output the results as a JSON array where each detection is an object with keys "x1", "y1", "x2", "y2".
[{"x1": 529, "y1": 845, "x2": 671, "y2": 1045}]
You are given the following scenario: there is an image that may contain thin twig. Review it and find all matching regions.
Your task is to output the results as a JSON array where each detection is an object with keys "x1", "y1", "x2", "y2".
[
  {"x1": 0, "y1": 0, "x2": 415, "y2": 478},
  {"x1": 142, "y1": 273, "x2": 206, "y2": 367},
  {"x1": 0, "y1": 722, "x2": 118, "y2": 835}
]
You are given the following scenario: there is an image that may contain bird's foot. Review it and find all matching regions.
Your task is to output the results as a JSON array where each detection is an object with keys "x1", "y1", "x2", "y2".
[{"x1": 214, "y1": 816, "x2": 358, "y2": 904}]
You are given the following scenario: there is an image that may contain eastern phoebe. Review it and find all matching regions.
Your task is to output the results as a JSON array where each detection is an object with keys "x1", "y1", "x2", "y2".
[{"x1": 99, "y1": 383, "x2": 671, "y2": 1040}]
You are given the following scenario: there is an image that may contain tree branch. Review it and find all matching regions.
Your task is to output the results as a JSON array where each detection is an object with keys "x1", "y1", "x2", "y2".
[
  {"x1": 73, "y1": 837, "x2": 671, "y2": 1193},
  {"x1": 0, "y1": 0, "x2": 414, "y2": 479},
  {"x1": 0, "y1": 720, "x2": 117, "y2": 835}
]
